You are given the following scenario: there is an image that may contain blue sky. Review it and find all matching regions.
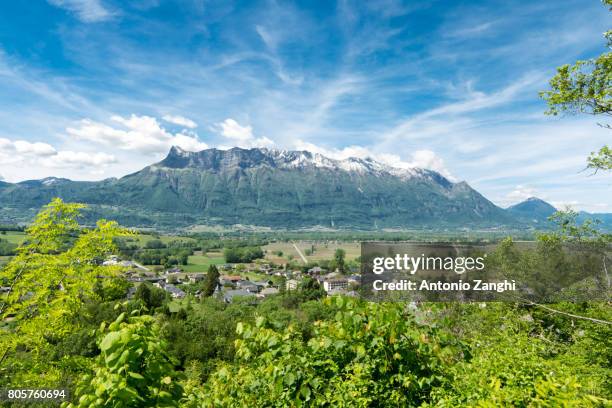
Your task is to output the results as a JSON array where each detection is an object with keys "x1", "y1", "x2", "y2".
[{"x1": 0, "y1": 0, "x2": 610, "y2": 212}]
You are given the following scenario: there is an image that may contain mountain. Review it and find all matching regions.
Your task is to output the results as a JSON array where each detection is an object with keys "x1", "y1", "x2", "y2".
[
  {"x1": 0, "y1": 146, "x2": 520, "y2": 229},
  {"x1": 507, "y1": 197, "x2": 557, "y2": 223}
]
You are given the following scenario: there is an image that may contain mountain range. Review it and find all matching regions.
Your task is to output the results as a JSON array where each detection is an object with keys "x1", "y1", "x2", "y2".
[{"x1": 0, "y1": 147, "x2": 607, "y2": 230}]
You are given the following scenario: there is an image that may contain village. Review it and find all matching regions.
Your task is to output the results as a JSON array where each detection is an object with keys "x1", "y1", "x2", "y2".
[{"x1": 101, "y1": 254, "x2": 361, "y2": 303}]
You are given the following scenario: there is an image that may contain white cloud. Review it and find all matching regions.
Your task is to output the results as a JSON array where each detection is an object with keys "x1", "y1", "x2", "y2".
[
  {"x1": 162, "y1": 115, "x2": 197, "y2": 129},
  {"x1": 504, "y1": 185, "x2": 541, "y2": 205},
  {"x1": 41, "y1": 151, "x2": 116, "y2": 168},
  {"x1": 0, "y1": 138, "x2": 57, "y2": 157},
  {"x1": 47, "y1": 0, "x2": 114, "y2": 22},
  {"x1": 13, "y1": 140, "x2": 57, "y2": 156},
  {"x1": 404, "y1": 150, "x2": 454, "y2": 180},
  {"x1": 219, "y1": 119, "x2": 253, "y2": 141},
  {"x1": 67, "y1": 114, "x2": 208, "y2": 154},
  {"x1": 0, "y1": 137, "x2": 116, "y2": 173},
  {"x1": 216, "y1": 118, "x2": 274, "y2": 148}
]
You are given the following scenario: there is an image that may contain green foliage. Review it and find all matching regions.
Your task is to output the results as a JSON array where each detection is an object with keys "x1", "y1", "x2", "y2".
[
  {"x1": 540, "y1": 0, "x2": 611, "y2": 172},
  {"x1": 588, "y1": 145, "x2": 612, "y2": 172},
  {"x1": 135, "y1": 282, "x2": 169, "y2": 310},
  {"x1": 1, "y1": 199, "x2": 610, "y2": 407},
  {"x1": 66, "y1": 311, "x2": 183, "y2": 407},
  {"x1": 197, "y1": 297, "x2": 461, "y2": 407},
  {"x1": 0, "y1": 198, "x2": 130, "y2": 387},
  {"x1": 0, "y1": 237, "x2": 17, "y2": 256},
  {"x1": 128, "y1": 247, "x2": 192, "y2": 266},
  {"x1": 427, "y1": 303, "x2": 610, "y2": 407},
  {"x1": 223, "y1": 246, "x2": 264, "y2": 263},
  {"x1": 331, "y1": 248, "x2": 346, "y2": 273},
  {"x1": 543, "y1": 209, "x2": 611, "y2": 245},
  {"x1": 202, "y1": 264, "x2": 220, "y2": 297},
  {"x1": 160, "y1": 297, "x2": 257, "y2": 377},
  {"x1": 541, "y1": 53, "x2": 611, "y2": 117},
  {"x1": 145, "y1": 239, "x2": 166, "y2": 249}
]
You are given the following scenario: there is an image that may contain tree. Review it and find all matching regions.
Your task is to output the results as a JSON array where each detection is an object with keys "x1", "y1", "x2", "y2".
[
  {"x1": 540, "y1": 0, "x2": 612, "y2": 172},
  {"x1": 145, "y1": 239, "x2": 166, "y2": 249},
  {"x1": 0, "y1": 198, "x2": 130, "y2": 387},
  {"x1": 203, "y1": 264, "x2": 220, "y2": 297},
  {"x1": 135, "y1": 282, "x2": 168, "y2": 310},
  {"x1": 333, "y1": 248, "x2": 346, "y2": 273}
]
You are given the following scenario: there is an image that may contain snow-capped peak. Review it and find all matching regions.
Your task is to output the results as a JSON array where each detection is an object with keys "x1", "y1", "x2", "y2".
[{"x1": 160, "y1": 146, "x2": 443, "y2": 183}]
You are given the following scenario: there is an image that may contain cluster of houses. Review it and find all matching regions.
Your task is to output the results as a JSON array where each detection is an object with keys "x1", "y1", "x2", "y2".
[
  {"x1": 218, "y1": 275, "x2": 280, "y2": 302},
  {"x1": 304, "y1": 268, "x2": 361, "y2": 297},
  {"x1": 104, "y1": 256, "x2": 361, "y2": 303}
]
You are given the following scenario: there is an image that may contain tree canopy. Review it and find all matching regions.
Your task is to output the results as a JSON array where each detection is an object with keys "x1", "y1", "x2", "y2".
[{"x1": 540, "y1": 0, "x2": 612, "y2": 172}]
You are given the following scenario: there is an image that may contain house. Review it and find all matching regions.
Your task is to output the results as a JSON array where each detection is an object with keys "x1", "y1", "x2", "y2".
[
  {"x1": 144, "y1": 276, "x2": 164, "y2": 284},
  {"x1": 258, "y1": 287, "x2": 280, "y2": 298},
  {"x1": 223, "y1": 289, "x2": 255, "y2": 303},
  {"x1": 347, "y1": 275, "x2": 361, "y2": 286},
  {"x1": 285, "y1": 279, "x2": 300, "y2": 291},
  {"x1": 253, "y1": 280, "x2": 270, "y2": 289},
  {"x1": 102, "y1": 256, "x2": 148, "y2": 271},
  {"x1": 102, "y1": 255, "x2": 120, "y2": 266},
  {"x1": 308, "y1": 266, "x2": 324, "y2": 275},
  {"x1": 165, "y1": 273, "x2": 183, "y2": 284},
  {"x1": 222, "y1": 275, "x2": 242, "y2": 283},
  {"x1": 323, "y1": 277, "x2": 348, "y2": 294},
  {"x1": 165, "y1": 267, "x2": 182, "y2": 274},
  {"x1": 164, "y1": 284, "x2": 186, "y2": 299},
  {"x1": 237, "y1": 280, "x2": 260, "y2": 294},
  {"x1": 189, "y1": 274, "x2": 205, "y2": 284}
]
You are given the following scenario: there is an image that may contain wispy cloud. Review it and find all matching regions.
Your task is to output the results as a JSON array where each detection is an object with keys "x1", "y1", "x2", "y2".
[
  {"x1": 47, "y1": 0, "x2": 115, "y2": 22},
  {"x1": 162, "y1": 115, "x2": 197, "y2": 129},
  {"x1": 0, "y1": 0, "x2": 609, "y2": 210}
]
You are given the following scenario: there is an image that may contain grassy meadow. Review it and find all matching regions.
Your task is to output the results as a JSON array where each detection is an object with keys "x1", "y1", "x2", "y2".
[{"x1": 263, "y1": 241, "x2": 360, "y2": 264}]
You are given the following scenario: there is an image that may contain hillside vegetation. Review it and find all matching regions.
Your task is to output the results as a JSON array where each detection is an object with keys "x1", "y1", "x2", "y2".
[{"x1": 0, "y1": 199, "x2": 610, "y2": 407}]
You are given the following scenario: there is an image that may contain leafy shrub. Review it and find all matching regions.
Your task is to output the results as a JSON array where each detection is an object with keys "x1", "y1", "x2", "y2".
[
  {"x1": 67, "y1": 311, "x2": 183, "y2": 407},
  {"x1": 196, "y1": 297, "x2": 462, "y2": 407}
]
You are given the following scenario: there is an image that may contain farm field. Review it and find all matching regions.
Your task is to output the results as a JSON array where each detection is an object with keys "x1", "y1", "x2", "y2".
[
  {"x1": 263, "y1": 241, "x2": 360, "y2": 264},
  {"x1": 132, "y1": 233, "x2": 197, "y2": 246},
  {"x1": 181, "y1": 253, "x2": 225, "y2": 272},
  {"x1": 1, "y1": 231, "x2": 26, "y2": 245},
  {"x1": 0, "y1": 256, "x2": 11, "y2": 268}
]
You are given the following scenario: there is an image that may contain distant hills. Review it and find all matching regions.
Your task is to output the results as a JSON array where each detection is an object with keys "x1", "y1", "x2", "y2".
[
  {"x1": 0, "y1": 147, "x2": 608, "y2": 230},
  {"x1": 507, "y1": 197, "x2": 557, "y2": 224}
]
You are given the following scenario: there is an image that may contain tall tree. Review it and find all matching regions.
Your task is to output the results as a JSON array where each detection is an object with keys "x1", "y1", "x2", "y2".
[
  {"x1": 540, "y1": 0, "x2": 611, "y2": 172},
  {"x1": 0, "y1": 198, "x2": 129, "y2": 387},
  {"x1": 203, "y1": 264, "x2": 220, "y2": 297},
  {"x1": 333, "y1": 248, "x2": 346, "y2": 273}
]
